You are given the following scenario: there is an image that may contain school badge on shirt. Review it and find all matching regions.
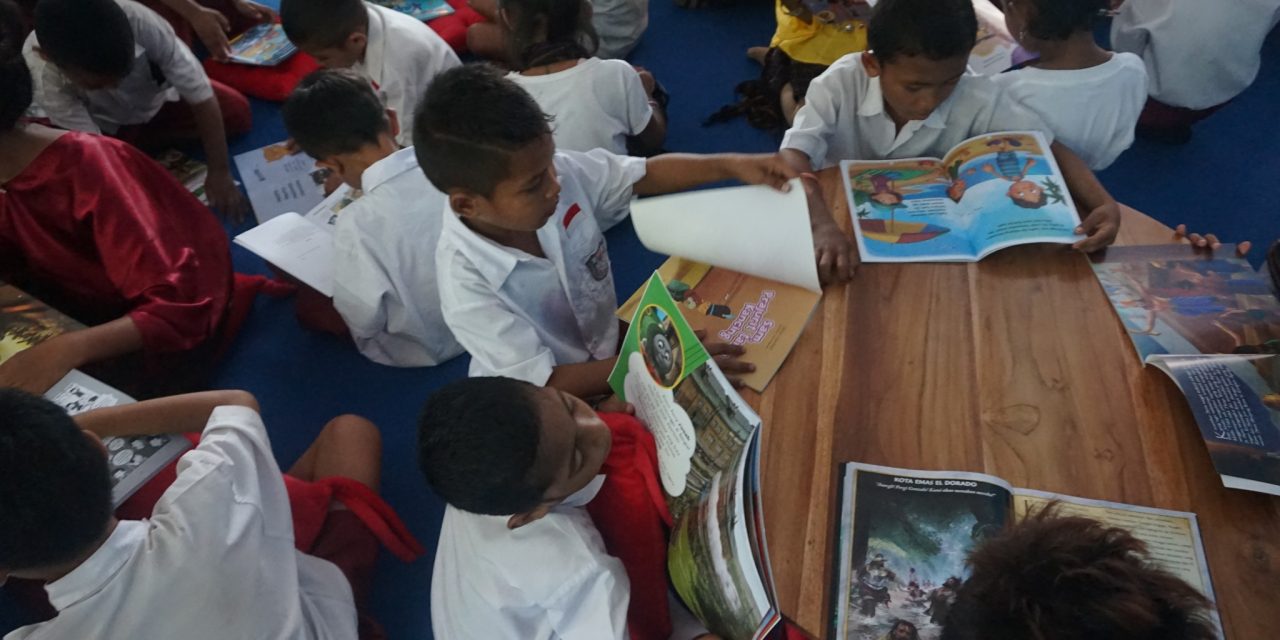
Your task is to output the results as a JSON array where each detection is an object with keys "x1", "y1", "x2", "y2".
[{"x1": 585, "y1": 239, "x2": 611, "y2": 281}]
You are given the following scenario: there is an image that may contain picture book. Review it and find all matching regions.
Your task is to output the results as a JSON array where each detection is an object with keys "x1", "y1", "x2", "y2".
[
  {"x1": 621, "y1": 179, "x2": 822, "y2": 391},
  {"x1": 153, "y1": 149, "x2": 208, "y2": 204},
  {"x1": 233, "y1": 185, "x2": 361, "y2": 297},
  {"x1": 0, "y1": 283, "x2": 191, "y2": 507},
  {"x1": 609, "y1": 273, "x2": 781, "y2": 640},
  {"x1": 842, "y1": 131, "x2": 1082, "y2": 263},
  {"x1": 226, "y1": 23, "x2": 298, "y2": 66},
  {"x1": 1092, "y1": 244, "x2": 1280, "y2": 496},
  {"x1": 233, "y1": 141, "x2": 329, "y2": 224},
  {"x1": 833, "y1": 463, "x2": 1221, "y2": 640},
  {"x1": 373, "y1": 0, "x2": 455, "y2": 20}
]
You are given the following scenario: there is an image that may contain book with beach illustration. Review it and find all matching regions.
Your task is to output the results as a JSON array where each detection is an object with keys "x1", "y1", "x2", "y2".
[{"x1": 226, "y1": 23, "x2": 298, "y2": 66}]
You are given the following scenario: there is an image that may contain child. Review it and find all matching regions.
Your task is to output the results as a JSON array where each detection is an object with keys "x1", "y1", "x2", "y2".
[
  {"x1": 415, "y1": 64, "x2": 792, "y2": 399},
  {"x1": 281, "y1": 68, "x2": 463, "y2": 367},
  {"x1": 468, "y1": 0, "x2": 648, "y2": 62},
  {"x1": 780, "y1": 0, "x2": 1123, "y2": 283},
  {"x1": 0, "y1": 388, "x2": 402, "y2": 639},
  {"x1": 502, "y1": 0, "x2": 666, "y2": 156},
  {"x1": 26, "y1": 0, "x2": 250, "y2": 216},
  {"x1": 992, "y1": 0, "x2": 1147, "y2": 170},
  {"x1": 940, "y1": 508, "x2": 1218, "y2": 640},
  {"x1": 280, "y1": 0, "x2": 460, "y2": 147},
  {"x1": 143, "y1": 0, "x2": 274, "y2": 62}
]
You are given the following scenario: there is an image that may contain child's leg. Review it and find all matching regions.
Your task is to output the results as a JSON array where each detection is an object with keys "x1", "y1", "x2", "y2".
[{"x1": 286, "y1": 414, "x2": 382, "y2": 490}]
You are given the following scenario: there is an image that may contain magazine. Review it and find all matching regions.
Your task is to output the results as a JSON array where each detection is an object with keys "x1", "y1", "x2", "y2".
[
  {"x1": 832, "y1": 462, "x2": 1221, "y2": 640},
  {"x1": 608, "y1": 273, "x2": 780, "y2": 640},
  {"x1": 372, "y1": 0, "x2": 455, "y2": 20},
  {"x1": 153, "y1": 149, "x2": 208, "y2": 204},
  {"x1": 842, "y1": 131, "x2": 1081, "y2": 263},
  {"x1": 226, "y1": 23, "x2": 298, "y2": 66},
  {"x1": 233, "y1": 185, "x2": 360, "y2": 296},
  {"x1": 1091, "y1": 244, "x2": 1280, "y2": 496},
  {"x1": 233, "y1": 141, "x2": 330, "y2": 224},
  {"x1": 0, "y1": 283, "x2": 191, "y2": 507}
]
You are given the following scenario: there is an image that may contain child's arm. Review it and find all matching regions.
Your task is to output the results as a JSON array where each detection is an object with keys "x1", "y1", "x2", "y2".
[
  {"x1": 781, "y1": 149, "x2": 858, "y2": 284},
  {"x1": 634, "y1": 152, "x2": 797, "y2": 195},
  {"x1": 189, "y1": 97, "x2": 248, "y2": 219},
  {"x1": 628, "y1": 67, "x2": 667, "y2": 156},
  {"x1": 0, "y1": 317, "x2": 143, "y2": 395},
  {"x1": 73, "y1": 390, "x2": 259, "y2": 438},
  {"x1": 547, "y1": 359, "x2": 620, "y2": 399},
  {"x1": 1051, "y1": 142, "x2": 1121, "y2": 253}
]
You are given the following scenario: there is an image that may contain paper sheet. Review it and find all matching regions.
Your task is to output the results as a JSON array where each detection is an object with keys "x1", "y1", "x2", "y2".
[{"x1": 234, "y1": 212, "x2": 335, "y2": 296}]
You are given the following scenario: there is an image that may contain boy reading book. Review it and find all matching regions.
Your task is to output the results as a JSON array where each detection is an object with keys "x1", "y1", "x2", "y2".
[
  {"x1": 280, "y1": 0, "x2": 459, "y2": 147},
  {"x1": 282, "y1": 68, "x2": 462, "y2": 367}
]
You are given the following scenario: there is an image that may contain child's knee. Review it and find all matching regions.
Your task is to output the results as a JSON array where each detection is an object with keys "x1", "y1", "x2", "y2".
[{"x1": 322, "y1": 414, "x2": 383, "y2": 451}]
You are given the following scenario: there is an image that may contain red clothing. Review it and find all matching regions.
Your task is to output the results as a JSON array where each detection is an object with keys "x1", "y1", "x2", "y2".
[{"x1": 0, "y1": 131, "x2": 232, "y2": 353}]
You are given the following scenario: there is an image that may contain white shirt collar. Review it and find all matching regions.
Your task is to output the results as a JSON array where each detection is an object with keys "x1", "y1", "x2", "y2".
[
  {"x1": 440, "y1": 206, "x2": 524, "y2": 287},
  {"x1": 858, "y1": 74, "x2": 955, "y2": 130},
  {"x1": 556, "y1": 475, "x2": 606, "y2": 509},
  {"x1": 45, "y1": 520, "x2": 147, "y2": 611},
  {"x1": 360, "y1": 146, "x2": 417, "y2": 193}
]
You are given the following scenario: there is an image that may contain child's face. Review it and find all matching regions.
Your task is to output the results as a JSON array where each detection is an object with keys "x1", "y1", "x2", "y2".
[
  {"x1": 300, "y1": 32, "x2": 367, "y2": 69},
  {"x1": 1007, "y1": 180, "x2": 1044, "y2": 206},
  {"x1": 508, "y1": 387, "x2": 612, "y2": 529},
  {"x1": 453, "y1": 135, "x2": 562, "y2": 233},
  {"x1": 862, "y1": 52, "x2": 967, "y2": 127},
  {"x1": 58, "y1": 65, "x2": 122, "y2": 90}
]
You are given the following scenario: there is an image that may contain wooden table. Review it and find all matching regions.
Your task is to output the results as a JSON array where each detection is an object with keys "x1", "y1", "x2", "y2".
[{"x1": 747, "y1": 170, "x2": 1280, "y2": 639}]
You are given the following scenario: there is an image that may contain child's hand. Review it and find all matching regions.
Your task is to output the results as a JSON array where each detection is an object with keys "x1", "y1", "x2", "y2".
[
  {"x1": 231, "y1": 0, "x2": 275, "y2": 23},
  {"x1": 595, "y1": 395, "x2": 635, "y2": 414},
  {"x1": 1071, "y1": 201, "x2": 1121, "y2": 253},
  {"x1": 694, "y1": 330, "x2": 755, "y2": 387},
  {"x1": 188, "y1": 6, "x2": 234, "y2": 62},
  {"x1": 726, "y1": 153, "x2": 799, "y2": 192},
  {"x1": 803, "y1": 173, "x2": 858, "y2": 284},
  {"x1": 204, "y1": 168, "x2": 249, "y2": 223},
  {"x1": 1174, "y1": 224, "x2": 1252, "y2": 256}
]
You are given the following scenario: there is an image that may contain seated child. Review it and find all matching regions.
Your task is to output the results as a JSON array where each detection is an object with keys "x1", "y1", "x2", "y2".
[
  {"x1": 502, "y1": 0, "x2": 666, "y2": 156},
  {"x1": 281, "y1": 68, "x2": 463, "y2": 367},
  {"x1": 280, "y1": 0, "x2": 460, "y2": 147},
  {"x1": 992, "y1": 0, "x2": 1147, "y2": 170},
  {"x1": 26, "y1": 0, "x2": 250, "y2": 216},
  {"x1": 780, "y1": 0, "x2": 1122, "y2": 282},
  {"x1": 141, "y1": 0, "x2": 274, "y2": 62},
  {"x1": 0, "y1": 388, "x2": 399, "y2": 639},
  {"x1": 468, "y1": 0, "x2": 648, "y2": 62},
  {"x1": 941, "y1": 508, "x2": 1218, "y2": 640},
  {"x1": 415, "y1": 64, "x2": 794, "y2": 398},
  {"x1": 0, "y1": 21, "x2": 234, "y2": 397}
]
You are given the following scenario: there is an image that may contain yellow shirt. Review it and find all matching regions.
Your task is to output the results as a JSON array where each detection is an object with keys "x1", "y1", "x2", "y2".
[{"x1": 769, "y1": 0, "x2": 868, "y2": 66}]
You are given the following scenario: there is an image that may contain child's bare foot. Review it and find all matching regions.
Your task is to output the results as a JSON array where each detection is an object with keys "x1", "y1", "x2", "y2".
[{"x1": 747, "y1": 46, "x2": 768, "y2": 65}]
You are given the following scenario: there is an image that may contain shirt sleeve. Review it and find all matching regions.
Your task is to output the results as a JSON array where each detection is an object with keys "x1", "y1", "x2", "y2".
[
  {"x1": 616, "y1": 62, "x2": 655, "y2": 136},
  {"x1": 545, "y1": 560, "x2": 630, "y2": 640},
  {"x1": 557, "y1": 149, "x2": 647, "y2": 232},
  {"x1": 780, "y1": 65, "x2": 844, "y2": 168},
  {"x1": 129, "y1": 1, "x2": 214, "y2": 104}
]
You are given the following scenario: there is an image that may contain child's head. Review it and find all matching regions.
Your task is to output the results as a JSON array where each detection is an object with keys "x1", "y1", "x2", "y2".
[
  {"x1": 417, "y1": 377, "x2": 611, "y2": 529},
  {"x1": 282, "y1": 69, "x2": 397, "y2": 189},
  {"x1": 1000, "y1": 0, "x2": 1109, "y2": 48},
  {"x1": 33, "y1": 0, "x2": 134, "y2": 89},
  {"x1": 863, "y1": 0, "x2": 976, "y2": 125},
  {"x1": 887, "y1": 620, "x2": 920, "y2": 640},
  {"x1": 280, "y1": 0, "x2": 369, "y2": 68},
  {"x1": 413, "y1": 64, "x2": 559, "y2": 233},
  {"x1": 1007, "y1": 179, "x2": 1046, "y2": 208},
  {"x1": 941, "y1": 508, "x2": 1218, "y2": 640},
  {"x1": 0, "y1": 389, "x2": 113, "y2": 579},
  {"x1": 0, "y1": 0, "x2": 31, "y2": 133},
  {"x1": 499, "y1": 0, "x2": 598, "y2": 69}
]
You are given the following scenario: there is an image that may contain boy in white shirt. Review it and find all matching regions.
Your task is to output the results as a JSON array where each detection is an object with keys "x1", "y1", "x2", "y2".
[
  {"x1": 282, "y1": 68, "x2": 463, "y2": 367},
  {"x1": 280, "y1": 0, "x2": 460, "y2": 147},
  {"x1": 416, "y1": 64, "x2": 789, "y2": 399},
  {"x1": 780, "y1": 0, "x2": 1123, "y2": 282},
  {"x1": 27, "y1": 0, "x2": 249, "y2": 216},
  {"x1": 0, "y1": 388, "x2": 387, "y2": 640}
]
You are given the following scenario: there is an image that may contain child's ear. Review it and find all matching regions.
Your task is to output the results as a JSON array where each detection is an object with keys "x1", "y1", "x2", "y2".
[
  {"x1": 507, "y1": 503, "x2": 553, "y2": 530},
  {"x1": 347, "y1": 31, "x2": 367, "y2": 55},
  {"x1": 862, "y1": 51, "x2": 882, "y2": 77},
  {"x1": 81, "y1": 429, "x2": 108, "y2": 457},
  {"x1": 386, "y1": 108, "x2": 400, "y2": 141},
  {"x1": 448, "y1": 191, "x2": 482, "y2": 218}
]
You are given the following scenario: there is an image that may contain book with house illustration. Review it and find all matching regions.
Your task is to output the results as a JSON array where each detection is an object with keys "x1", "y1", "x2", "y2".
[
  {"x1": 233, "y1": 141, "x2": 331, "y2": 224},
  {"x1": 842, "y1": 131, "x2": 1082, "y2": 263},
  {"x1": 233, "y1": 184, "x2": 361, "y2": 297},
  {"x1": 609, "y1": 273, "x2": 781, "y2": 640},
  {"x1": 373, "y1": 0, "x2": 455, "y2": 20},
  {"x1": 1092, "y1": 244, "x2": 1280, "y2": 497},
  {"x1": 832, "y1": 462, "x2": 1221, "y2": 640},
  {"x1": 226, "y1": 22, "x2": 298, "y2": 66}
]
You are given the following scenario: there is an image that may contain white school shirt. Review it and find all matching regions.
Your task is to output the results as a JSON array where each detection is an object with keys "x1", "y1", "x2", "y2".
[
  {"x1": 332, "y1": 147, "x2": 463, "y2": 367},
  {"x1": 4, "y1": 406, "x2": 357, "y2": 640},
  {"x1": 991, "y1": 53, "x2": 1147, "y2": 170},
  {"x1": 1111, "y1": 0, "x2": 1280, "y2": 110},
  {"x1": 509, "y1": 58, "x2": 654, "y2": 155},
  {"x1": 435, "y1": 149, "x2": 646, "y2": 384},
  {"x1": 356, "y1": 2, "x2": 460, "y2": 147},
  {"x1": 23, "y1": 0, "x2": 214, "y2": 135},
  {"x1": 589, "y1": 0, "x2": 649, "y2": 59},
  {"x1": 780, "y1": 53, "x2": 1051, "y2": 169}
]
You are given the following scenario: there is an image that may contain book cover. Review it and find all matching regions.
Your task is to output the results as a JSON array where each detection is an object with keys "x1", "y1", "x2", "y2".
[
  {"x1": 233, "y1": 141, "x2": 329, "y2": 224},
  {"x1": 373, "y1": 0, "x2": 455, "y2": 20},
  {"x1": 227, "y1": 23, "x2": 298, "y2": 66}
]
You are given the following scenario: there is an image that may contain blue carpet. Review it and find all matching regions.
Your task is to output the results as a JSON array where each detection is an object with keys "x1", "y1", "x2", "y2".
[{"x1": 2, "y1": 2, "x2": 1277, "y2": 637}]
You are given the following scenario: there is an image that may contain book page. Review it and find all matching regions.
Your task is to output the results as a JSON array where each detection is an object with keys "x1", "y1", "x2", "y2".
[
  {"x1": 629, "y1": 180, "x2": 820, "y2": 292},
  {"x1": 234, "y1": 212, "x2": 335, "y2": 296},
  {"x1": 233, "y1": 142, "x2": 329, "y2": 224},
  {"x1": 227, "y1": 23, "x2": 297, "y2": 66},
  {"x1": 302, "y1": 184, "x2": 362, "y2": 229},
  {"x1": 842, "y1": 157, "x2": 978, "y2": 263}
]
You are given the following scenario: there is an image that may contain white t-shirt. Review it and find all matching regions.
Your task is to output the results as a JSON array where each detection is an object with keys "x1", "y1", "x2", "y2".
[
  {"x1": 355, "y1": 2, "x2": 460, "y2": 146},
  {"x1": 589, "y1": 0, "x2": 649, "y2": 59},
  {"x1": 509, "y1": 58, "x2": 654, "y2": 155},
  {"x1": 332, "y1": 147, "x2": 463, "y2": 367},
  {"x1": 1111, "y1": 0, "x2": 1280, "y2": 109},
  {"x1": 991, "y1": 53, "x2": 1147, "y2": 170},
  {"x1": 24, "y1": 0, "x2": 214, "y2": 135},
  {"x1": 4, "y1": 406, "x2": 357, "y2": 640},
  {"x1": 435, "y1": 149, "x2": 647, "y2": 384},
  {"x1": 781, "y1": 53, "x2": 1051, "y2": 169}
]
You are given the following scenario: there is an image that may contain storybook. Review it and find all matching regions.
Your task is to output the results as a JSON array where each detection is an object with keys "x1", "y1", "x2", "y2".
[
  {"x1": 226, "y1": 23, "x2": 298, "y2": 66},
  {"x1": 0, "y1": 283, "x2": 191, "y2": 507},
  {"x1": 1091, "y1": 244, "x2": 1280, "y2": 497},
  {"x1": 618, "y1": 180, "x2": 821, "y2": 391},
  {"x1": 233, "y1": 141, "x2": 330, "y2": 224},
  {"x1": 153, "y1": 149, "x2": 209, "y2": 204},
  {"x1": 842, "y1": 131, "x2": 1082, "y2": 263},
  {"x1": 833, "y1": 463, "x2": 1221, "y2": 640},
  {"x1": 373, "y1": 0, "x2": 455, "y2": 20},
  {"x1": 609, "y1": 273, "x2": 781, "y2": 640},
  {"x1": 233, "y1": 184, "x2": 361, "y2": 296}
]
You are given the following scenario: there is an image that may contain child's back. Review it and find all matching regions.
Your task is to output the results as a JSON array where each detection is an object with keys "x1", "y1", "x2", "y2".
[{"x1": 511, "y1": 58, "x2": 656, "y2": 155}]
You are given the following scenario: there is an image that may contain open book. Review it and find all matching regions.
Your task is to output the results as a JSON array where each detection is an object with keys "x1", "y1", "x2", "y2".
[
  {"x1": 0, "y1": 283, "x2": 191, "y2": 507},
  {"x1": 842, "y1": 131, "x2": 1082, "y2": 263},
  {"x1": 1092, "y1": 244, "x2": 1280, "y2": 496},
  {"x1": 833, "y1": 462, "x2": 1221, "y2": 640},
  {"x1": 373, "y1": 0, "x2": 455, "y2": 20},
  {"x1": 226, "y1": 23, "x2": 298, "y2": 66},
  {"x1": 618, "y1": 180, "x2": 822, "y2": 391},
  {"x1": 233, "y1": 141, "x2": 331, "y2": 224},
  {"x1": 233, "y1": 185, "x2": 361, "y2": 297},
  {"x1": 609, "y1": 273, "x2": 780, "y2": 640}
]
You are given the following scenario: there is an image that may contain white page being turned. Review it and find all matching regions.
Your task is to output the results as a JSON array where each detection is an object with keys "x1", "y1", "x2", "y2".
[
  {"x1": 234, "y1": 212, "x2": 335, "y2": 296},
  {"x1": 629, "y1": 179, "x2": 820, "y2": 293}
]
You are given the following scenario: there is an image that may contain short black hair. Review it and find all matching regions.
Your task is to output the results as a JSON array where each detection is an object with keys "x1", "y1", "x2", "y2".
[
  {"x1": 283, "y1": 69, "x2": 390, "y2": 159},
  {"x1": 413, "y1": 63, "x2": 552, "y2": 197},
  {"x1": 34, "y1": 0, "x2": 134, "y2": 78},
  {"x1": 0, "y1": 389, "x2": 112, "y2": 571},
  {"x1": 867, "y1": 0, "x2": 977, "y2": 63},
  {"x1": 417, "y1": 377, "x2": 550, "y2": 516},
  {"x1": 280, "y1": 0, "x2": 368, "y2": 49},
  {"x1": 1019, "y1": 0, "x2": 1110, "y2": 41},
  {"x1": 0, "y1": 0, "x2": 32, "y2": 131},
  {"x1": 502, "y1": 0, "x2": 598, "y2": 69}
]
